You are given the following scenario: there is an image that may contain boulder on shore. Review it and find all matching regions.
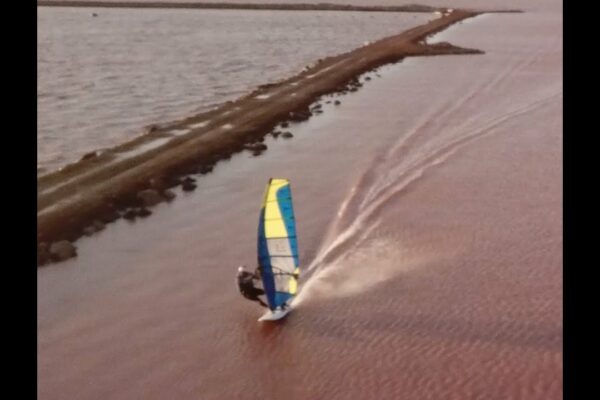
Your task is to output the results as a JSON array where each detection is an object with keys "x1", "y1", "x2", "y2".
[
  {"x1": 136, "y1": 207, "x2": 152, "y2": 217},
  {"x1": 137, "y1": 189, "x2": 164, "y2": 207},
  {"x1": 80, "y1": 151, "x2": 98, "y2": 161},
  {"x1": 38, "y1": 242, "x2": 51, "y2": 265},
  {"x1": 49, "y1": 240, "x2": 77, "y2": 261},
  {"x1": 98, "y1": 206, "x2": 120, "y2": 223},
  {"x1": 149, "y1": 177, "x2": 167, "y2": 190},
  {"x1": 163, "y1": 189, "x2": 176, "y2": 201},
  {"x1": 182, "y1": 180, "x2": 197, "y2": 191},
  {"x1": 199, "y1": 164, "x2": 214, "y2": 174},
  {"x1": 123, "y1": 209, "x2": 137, "y2": 220},
  {"x1": 244, "y1": 143, "x2": 267, "y2": 152},
  {"x1": 92, "y1": 220, "x2": 106, "y2": 231},
  {"x1": 288, "y1": 110, "x2": 312, "y2": 122}
]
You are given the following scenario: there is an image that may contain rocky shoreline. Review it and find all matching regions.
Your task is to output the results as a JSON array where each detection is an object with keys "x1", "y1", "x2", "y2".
[{"x1": 38, "y1": 9, "x2": 489, "y2": 266}]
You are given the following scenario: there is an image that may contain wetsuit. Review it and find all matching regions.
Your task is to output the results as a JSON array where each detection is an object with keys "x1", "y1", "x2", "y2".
[{"x1": 237, "y1": 270, "x2": 268, "y2": 308}]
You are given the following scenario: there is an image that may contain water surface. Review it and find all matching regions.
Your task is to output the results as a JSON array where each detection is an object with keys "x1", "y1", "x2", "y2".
[{"x1": 38, "y1": 8, "x2": 562, "y2": 399}]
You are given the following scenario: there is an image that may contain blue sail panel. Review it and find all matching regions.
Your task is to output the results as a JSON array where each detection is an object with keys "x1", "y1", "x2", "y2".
[{"x1": 257, "y1": 178, "x2": 300, "y2": 310}]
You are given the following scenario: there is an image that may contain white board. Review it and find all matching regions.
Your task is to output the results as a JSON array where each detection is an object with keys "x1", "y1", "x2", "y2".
[{"x1": 258, "y1": 306, "x2": 292, "y2": 322}]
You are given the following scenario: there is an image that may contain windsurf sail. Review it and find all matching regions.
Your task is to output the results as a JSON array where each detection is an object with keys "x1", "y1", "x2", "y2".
[{"x1": 258, "y1": 178, "x2": 299, "y2": 310}]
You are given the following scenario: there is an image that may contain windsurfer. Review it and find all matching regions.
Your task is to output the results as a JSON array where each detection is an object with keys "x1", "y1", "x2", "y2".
[{"x1": 236, "y1": 265, "x2": 268, "y2": 307}]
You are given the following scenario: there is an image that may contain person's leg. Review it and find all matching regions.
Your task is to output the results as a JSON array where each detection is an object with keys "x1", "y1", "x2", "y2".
[
  {"x1": 257, "y1": 298, "x2": 268, "y2": 308},
  {"x1": 251, "y1": 289, "x2": 268, "y2": 308},
  {"x1": 247, "y1": 294, "x2": 268, "y2": 308}
]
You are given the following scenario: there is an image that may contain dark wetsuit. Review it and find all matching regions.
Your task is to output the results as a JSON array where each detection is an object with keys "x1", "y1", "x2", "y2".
[{"x1": 237, "y1": 270, "x2": 268, "y2": 308}]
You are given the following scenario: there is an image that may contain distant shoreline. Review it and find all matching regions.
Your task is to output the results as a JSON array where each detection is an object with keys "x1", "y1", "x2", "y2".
[{"x1": 37, "y1": 1, "x2": 445, "y2": 13}]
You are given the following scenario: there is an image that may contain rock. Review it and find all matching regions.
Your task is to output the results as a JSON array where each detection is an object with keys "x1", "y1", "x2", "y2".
[
  {"x1": 289, "y1": 110, "x2": 312, "y2": 122},
  {"x1": 314, "y1": 109, "x2": 323, "y2": 114},
  {"x1": 166, "y1": 176, "x2": 183, "y2": 188},
  {"x1": 365, "y1": 76, "x2": 372, "y2": 81},
  {"x1": 325, "y1": 100, "x2": 332, "y2": 104},
  {"x1": 38, "y1": 242, "x2": 48, "y2": 253},
  {"x1": 80, "y1": 151, "x2": 97, "y2": 161},
  {"x1": 92, "y1": 220, "x2": 106, "y2": 231},
  {"x1": 281, "y1": 132, "x2": 294, "y2": 139},
  {"x1": 182, "y1": 176, "x2": 196, "y2": 184},
  {"x1": 162, "y1": 189, "x2": 176, "y2": 201},
  {"x1": 185, "y1": 165, "x2": 200, "y2": 174},
  {"x1": 258, "y1": 83, "x2": 276, "y2": 90},
  {"x1": 199, "y1": 164, "x2": 214, "y2": 174},
  {"x1": 145, "y1": 125, "x2": 158, "y2": 134},
  {"x1": 136, "y1": 208, "x2": 152, "y2": 217},
  {"x1": 65, "y1": 229, "x2": 81, "y2": 243},
  {"x1": 99, "y1": 207, "x2": 120, "y2": 223},
  {"x1": 280, "y1": 122, "x2": 289, "y2": 128},
  {"x1": 83, "y1": 226, "x2": 96, "y2": 236},
  {"x1": 252, "y1": 149, "x2": 264, "y2": 157},
  {"x1": 244, "y1": 143, "x2": 267, "y2": 152},
  {"x1": 137, "y1": 189, "x2": 163, "y2": 207},
  {"x1": 334, "y1": 100, "x2": 341, "y2": 106},
  {"x1": 271, "y1": 130, "x2": 282, "y2": 138},
  {"x1": 38, "y1": 242, "x2": 50, "y2": 265},
  {"x1": 49, "y1": 240, "x2": 77, "y2": 261},
  {"x1": 182, "y1": 181, "x2": 197, "y2": 191},
  {"x1": 431, "y1": 41, "x2": 453, "y2": 50},
  {"x1": 123, "y1": 209, "x2": 137, "y2": 220},
  {"x1": 149, "y1": 177, "x2": 166, "y2": 190}
]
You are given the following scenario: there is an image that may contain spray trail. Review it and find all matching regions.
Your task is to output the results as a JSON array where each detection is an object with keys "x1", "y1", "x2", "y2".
[{"x1": 294, "y1": 87, "x2": 561, "y2": 308}]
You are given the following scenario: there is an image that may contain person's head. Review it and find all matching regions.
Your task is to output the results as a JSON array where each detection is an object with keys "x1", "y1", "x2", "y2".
[{"x1": 238, "y1": 265, "x2": 246, "y2": 273}]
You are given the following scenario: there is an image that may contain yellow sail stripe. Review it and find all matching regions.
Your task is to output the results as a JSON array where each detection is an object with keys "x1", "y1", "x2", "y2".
[
  {"x1": 263, "y1": 179, "x2": 290, "y2": 239},
  {"x1": 288, "y1": 267, "x2": 300, "y2": 294}
]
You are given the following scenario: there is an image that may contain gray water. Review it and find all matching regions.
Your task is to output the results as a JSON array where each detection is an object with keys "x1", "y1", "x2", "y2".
[{"x1": 37, "y1": 7, "x2": 433, "y2": 172}]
